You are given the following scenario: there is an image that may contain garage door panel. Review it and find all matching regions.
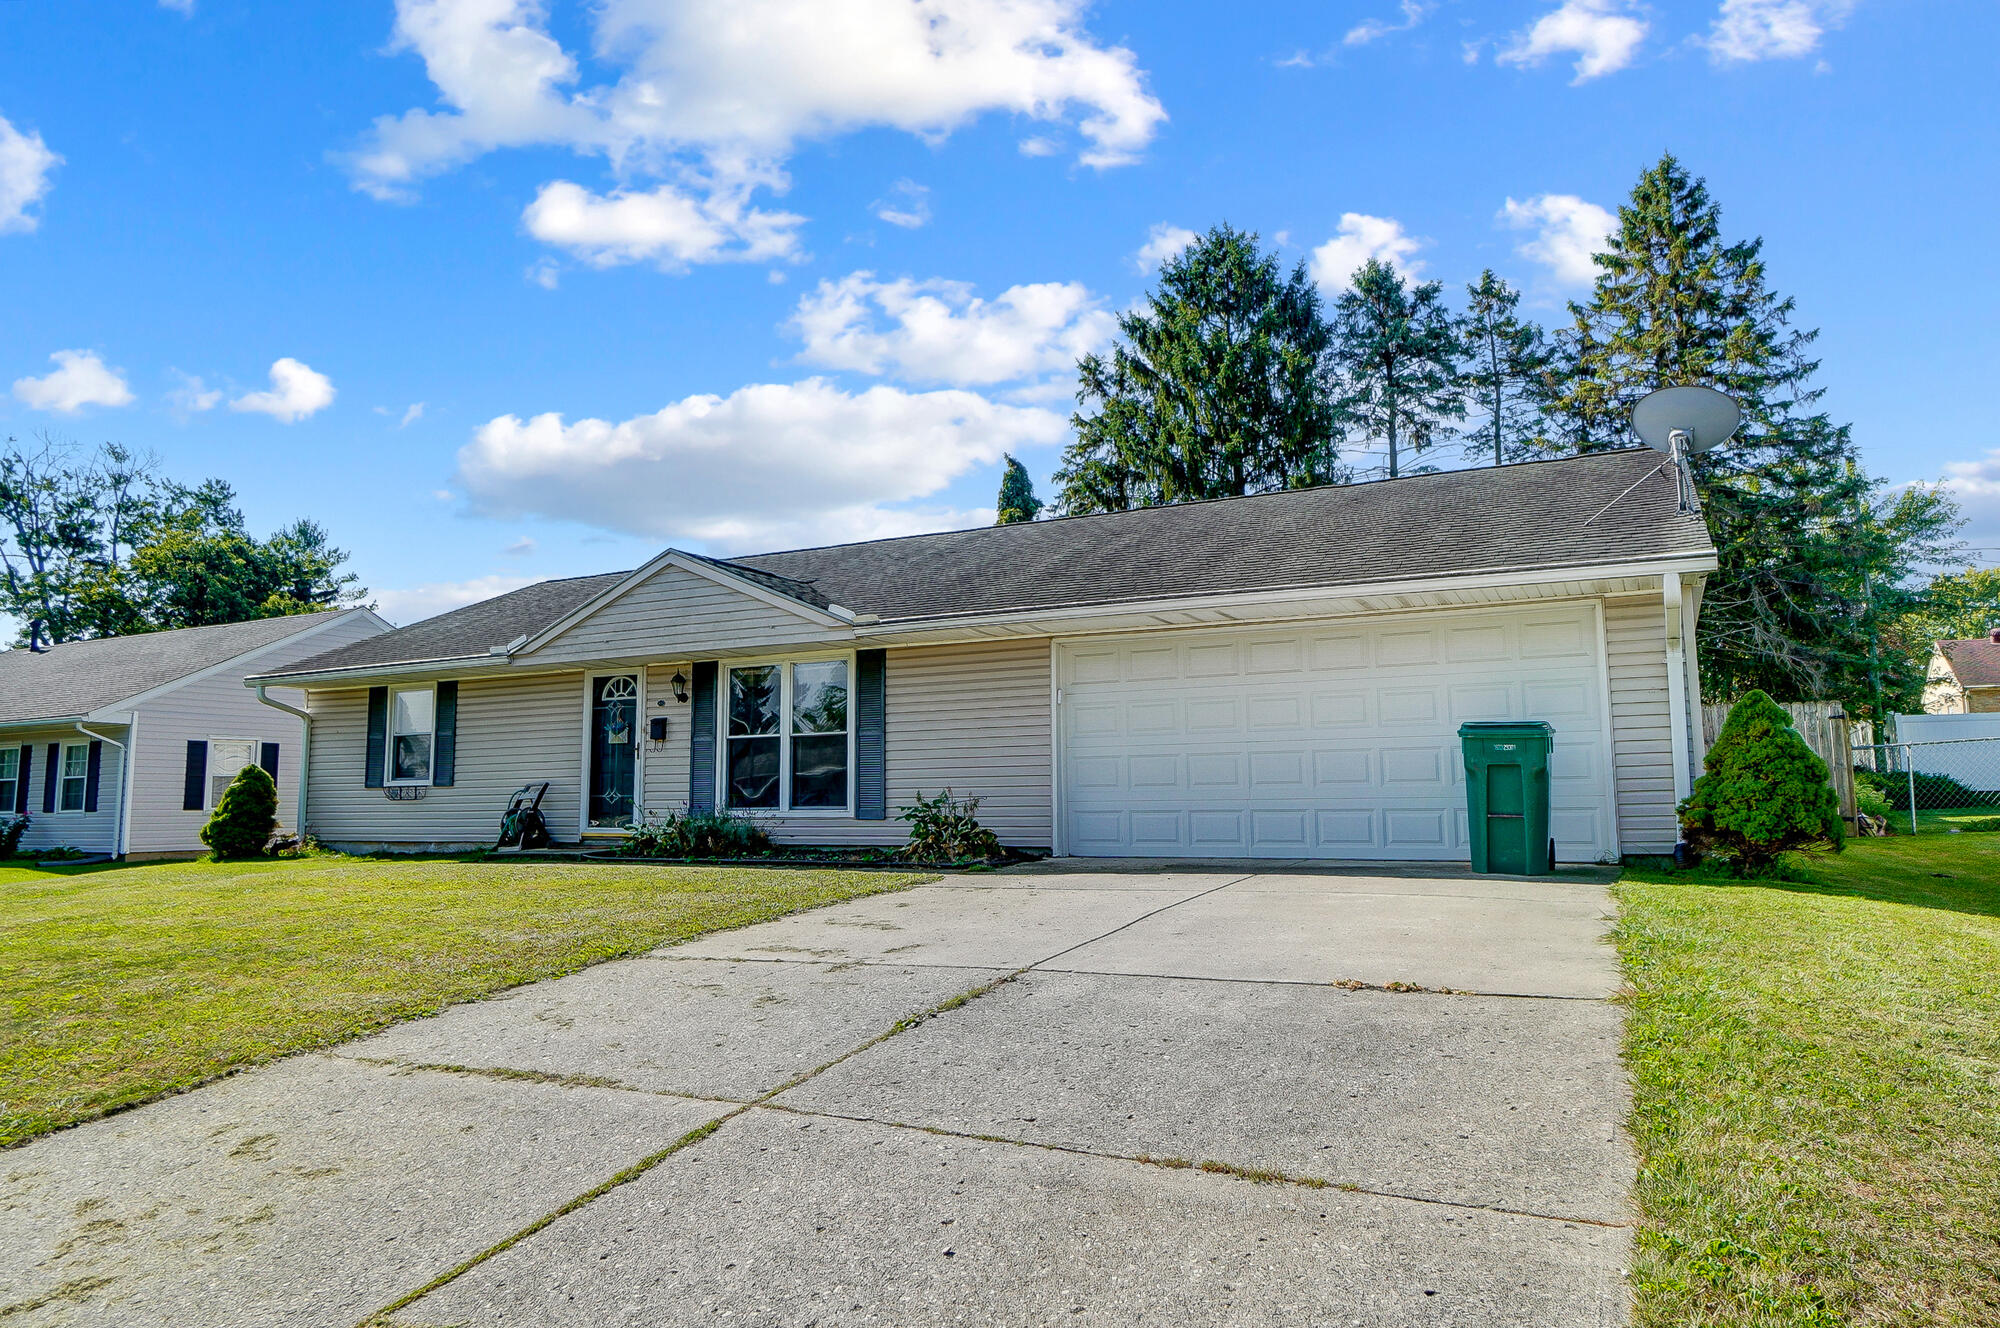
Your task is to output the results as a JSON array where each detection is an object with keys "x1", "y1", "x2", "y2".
[{"x1": 1061, "y1": 606, "x2": 1614, "y2": 861}]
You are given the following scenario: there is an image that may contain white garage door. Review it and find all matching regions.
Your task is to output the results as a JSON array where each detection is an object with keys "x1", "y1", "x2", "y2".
[{"x1": 1057, "y1": 605, "x2": 1615, "y2": 861}]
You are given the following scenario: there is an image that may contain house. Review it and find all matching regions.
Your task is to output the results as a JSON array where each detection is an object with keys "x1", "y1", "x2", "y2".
[
  {"x1": 1923, "y1": 630, "x2": 2000, "y2": 713},
  {"x1": 0, "y1": 609, "x2": 389, "y2": 859},
  {"x1": 249, "y1": 449, "x2": 1717, "y2": 862}
]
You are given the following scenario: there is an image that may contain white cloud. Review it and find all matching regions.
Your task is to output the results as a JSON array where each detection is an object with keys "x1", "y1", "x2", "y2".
[
  {"x1": 790, "y1": 272, "x2": 1115, "y2": 387},
  {"x1": 526, "y1": 257, "x2": 561, "y2": 289},
  {"x1": 1018, "y1": 135, "x2": 1060, "y2": 157},
  {"x1": 455, "y1": 377, "x2": 1066, "y2": 551},
  {"x1": 1942, "y1": 450, "x2": 2000, "y2": 562},
  {"x1": 0, "y1": 114, "x2": 61, "y2": 234},
  {"x1": 1704, "y1": 0, "x2": 1853, "y2": 63},
  {"x1": 1133, "y1": 223, "x2": 1197, "y2": 273},
  {"x1": 502, "y1": 536, "x2": 536, "y2": 556},
  {"x1": 401, "y1": 402, "x2": 426, "y2": 426},
  {"x1": 372, "y1": 573, "x2": 541, "y2": 625},
  {"x1": 159, "y1": 0, "x2": 195, "y2": 13},
  {"x1": 1345, "y1": 1, "x2": 1432, "y2": 46},
  {"x1": 230, "y1": 357, "x2": 336, "y2": 423},
  {"x1": 1500, "y1": 193, "x2": 1617, "y2": 286},
  {"x1": 521, "y1": 177, "x2": 805, "y2": 268},
  {"x1": 12, "y1": 350, "x2": 134, "y2": 414},
  {"x1": 1308, "y1": 213, "x2": 1425, "y2": 291},
  {"x1": 165, "y1": 370, "x2": 224, "y2": 417},
  {"x1": 1498, "y1": 0, "x2": 1647, "y2": 82},
  {"x1": 871, "y1": 179, "x2": 932, "y2": 229},
  {"x1": 347, "y1": 0, "x2": 1164, "y2": 265}
]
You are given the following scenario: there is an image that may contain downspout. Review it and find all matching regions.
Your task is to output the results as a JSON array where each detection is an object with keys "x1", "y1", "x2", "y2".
[
  {"x1": 255, "y1": 685, "x2": 313, "y2": 837},
  {"x1": 1661, "y1": 574, "x2": 1694, "y2": 809},
  {"x1": 73, "y1": 722, "x2": 129, "y2": 860}
]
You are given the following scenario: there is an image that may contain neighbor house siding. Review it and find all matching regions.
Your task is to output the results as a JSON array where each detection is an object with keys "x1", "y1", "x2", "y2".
[
  {"x1": 125, "y1": 611, "x2": 388, "y2": 856},
  {"x1": 1604, "y1": 595, "x2": 1679, "y2": 854},
  {"x1": 9, "y1": 727, "x2": 127, "y2": 856},
  {"x1": 521, "y1": 565, "x2": 848, "y2": 667},
  {"x1": 304, "y1": 670, "x2": 586, "y2": 848}
]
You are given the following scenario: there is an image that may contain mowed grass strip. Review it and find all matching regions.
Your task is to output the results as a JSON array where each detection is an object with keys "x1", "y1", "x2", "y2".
[
  {"x1": 0, "y1": 855, "x2": 928, "y2": 1147},
  {"x1": 1616, "y1": 834, "x2": 2000, "y2": 1326}
]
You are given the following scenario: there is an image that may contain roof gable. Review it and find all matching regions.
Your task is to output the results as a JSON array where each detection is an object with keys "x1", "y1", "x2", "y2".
[{"x1": 1940, "y1": 637, "x2": 2000, "y2": 689}]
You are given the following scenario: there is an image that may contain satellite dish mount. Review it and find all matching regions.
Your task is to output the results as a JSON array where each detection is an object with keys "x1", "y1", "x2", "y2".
[{"x1": 1630, "y1": 385, "x2": 1740, "y2": 515}]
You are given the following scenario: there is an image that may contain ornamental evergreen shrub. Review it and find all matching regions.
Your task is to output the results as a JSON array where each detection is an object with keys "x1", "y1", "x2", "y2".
[
  {"x1": 200, "y1": 764, "x2": 279, "y2": 861},
  {"x1": 1679, "y1": 691, "x2": 1843, "y2": 874}
]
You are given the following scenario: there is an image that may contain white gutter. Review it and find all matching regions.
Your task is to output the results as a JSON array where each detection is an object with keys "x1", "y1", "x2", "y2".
[
  {"x1": 1662, "y1": 574, "x2": 1694, "y2": 812},
  {"x1": 72, "y1": 722, "x2": 129, "y2": 859},
  {"x1": 254, "y1": 685, "x2": 314, "y2": 836}
]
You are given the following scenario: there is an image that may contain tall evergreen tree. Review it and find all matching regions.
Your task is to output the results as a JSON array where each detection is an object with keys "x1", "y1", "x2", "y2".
[
  {"x1": 994, "y1": 454, "x2": 1043, "y2": 525},
  {"x1": 1327, "y1": 259, "x2": 1464, "y2": 479},
  {"x1": 1055, "y1": 224, "x2": 1343, "y2": 514},
  {"x1": 1550, "y1": 153, "x2": 1957, "y2": 715},
  {"x1": 1459, "y1": 270, "x2": 1554, "y2": 467}
]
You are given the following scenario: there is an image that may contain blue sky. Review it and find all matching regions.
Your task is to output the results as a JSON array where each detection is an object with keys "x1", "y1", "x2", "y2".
[{"x1": 2, "y1": 0, "x2": 1995, "y2": 624}]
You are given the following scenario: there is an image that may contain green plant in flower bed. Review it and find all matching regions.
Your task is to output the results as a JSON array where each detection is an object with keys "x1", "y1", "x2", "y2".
[
  {"x1": 0, "y1": 814, "x2": 27, "y2": 858},
  {"x1": 622, "y1": 809, "x2": 772, "y2": 859},
  {"x1": 899, "y1": 789, "x2": 1002, "y2": 862}
]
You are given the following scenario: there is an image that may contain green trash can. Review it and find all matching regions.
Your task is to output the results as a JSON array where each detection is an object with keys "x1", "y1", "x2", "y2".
[{"x1": 1459, "y1": 721, "x2": 1556, "y2": 875}]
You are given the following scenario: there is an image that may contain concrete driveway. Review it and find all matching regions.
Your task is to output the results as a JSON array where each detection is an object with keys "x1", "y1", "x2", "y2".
[{"x1": 0, "y1": 864, "x2": 1633, "y2": 1327}]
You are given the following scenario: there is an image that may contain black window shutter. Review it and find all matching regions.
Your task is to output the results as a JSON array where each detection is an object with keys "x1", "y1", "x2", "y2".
[
  {"x1": 433, "y1": 681, "x2": 458, "y2": 787},
  {"x1": 364, "y1": 686, "x2": 388, "y2": 788},
  {"x1": 42, "y1": 743, "x2": 58, "y2": 814},
  {"x1": 855, "y1": 649, "x2": 888, "y2": 820},
  {"x1": 83, "y1": 741, "x2": 103, "y2": 813},
  {"x1": 14, "y1": 744, "x2": 29, "y2": 815},
  {"x1": 259, "y1": 742, "x2": 280, "y2": 780},
  {"x1": 183, "y1": 740, "x2": 208, "y2": 811},
  {"x1": 688, "y1": 661, "x2": 717, "y2": 814}
]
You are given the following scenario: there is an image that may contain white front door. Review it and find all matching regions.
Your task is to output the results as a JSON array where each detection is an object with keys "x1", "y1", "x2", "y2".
[{"x1": 1056, "y1": 605, "x2": 1615, "y2": 861}]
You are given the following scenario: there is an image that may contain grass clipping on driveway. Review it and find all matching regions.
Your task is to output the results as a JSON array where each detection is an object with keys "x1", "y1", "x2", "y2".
[
  {"x1": 1617, "y1": 834, "x2": 2000, "y2": 1326},
  {"x1": 0, "y1": 855, "x2": 926, "y2": 1148}
]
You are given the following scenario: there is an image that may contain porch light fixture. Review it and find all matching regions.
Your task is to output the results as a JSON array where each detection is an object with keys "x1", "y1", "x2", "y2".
[{"x1": 670, "y1": 671, "x2": 690, "y2": 703}]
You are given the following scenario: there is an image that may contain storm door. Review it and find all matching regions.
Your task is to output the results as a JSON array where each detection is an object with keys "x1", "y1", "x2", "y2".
[{"x1": 588, "y1": 674, "x2": 639, "y2": 827}]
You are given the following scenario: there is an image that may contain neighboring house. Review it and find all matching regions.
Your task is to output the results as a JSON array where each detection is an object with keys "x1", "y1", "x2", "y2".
[
  {"x1": 0, "y1": 609, "x2": 389, "y2": 858},
  {"x1": 250, "y1": 450, "x2": 1717, "y2": 863},
  {"x1": 1923, "y1": 630, "x2": 2000, "y2": 713}
]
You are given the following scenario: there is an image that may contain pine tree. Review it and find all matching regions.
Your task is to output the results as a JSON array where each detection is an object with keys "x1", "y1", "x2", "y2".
[
  {"x1": 1679, "y1": 690, "x2": 1843, "y2": 873},
  {"x1": 200, "y1": 762, "x2": 279, "y2": 861},
  {"x1": 1459, "y1": 270, "x2": 1554, "y2": 467},
  {"x1": 1327, "y1": 259, "x2": 1464, "y2": 479},
  {"x1": 1055, "y1": 225, "x2": 1343, "y2": 514},
  {"x1": 994, "y1": 455, "x2": 1043, "y2": 525},
  {"x1": 1550, "y1": 153, "x2": 1958, "y2": 715}
]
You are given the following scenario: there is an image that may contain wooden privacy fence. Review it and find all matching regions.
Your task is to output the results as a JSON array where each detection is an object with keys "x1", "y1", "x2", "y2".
[{"x1": 1701, "y1": 700, "x2": 1860, "y2": 823}]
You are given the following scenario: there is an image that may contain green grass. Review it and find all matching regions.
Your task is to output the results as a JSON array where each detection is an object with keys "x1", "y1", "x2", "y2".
[
  {"x1": 0, "y1": 854, "x2": 928, "y2": 1147},
  {"x1": 1617, "y1": 834, "x2": 2000, "y2": 1326}
]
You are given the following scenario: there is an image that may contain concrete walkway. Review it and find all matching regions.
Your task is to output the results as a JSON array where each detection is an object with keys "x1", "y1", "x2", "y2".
[{"x1": 0, "y1": 865, "x2": 1634, "y2": 1327}]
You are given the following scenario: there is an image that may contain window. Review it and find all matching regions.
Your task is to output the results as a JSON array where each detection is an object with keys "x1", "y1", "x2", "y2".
[
  {"x1": 208, "y1": 738, "x2": 257, "y2": 809},
  {"x1": 0, "y1": 747, "x2": 16, "y2": 812},
  {"x1": 725, "y1": 659, "x2": 850, "y2": 812},
  {"x1": 59, "y1": 744, "x2": 89, "y2": 813},
  {"x1": 389, "y1": 686, "x2": 435, "y2": 784}
]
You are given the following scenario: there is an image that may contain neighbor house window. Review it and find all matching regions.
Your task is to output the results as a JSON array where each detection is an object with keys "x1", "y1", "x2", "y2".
[
  {"x1": 208, "y1": 738, "x2": 258, "y2": 809},
  {"x1": 725, "y1": 659, "x2": 849, "y2": 812},
  {"x1": 0, "y1": 747, "x2": 17, "y2": 811},
  {"x1": 59, "y1": 744, "x2": 89, "y2": 812},
  {"x1": 389, "y1": 686, "x2": 435, "y2": 784}
]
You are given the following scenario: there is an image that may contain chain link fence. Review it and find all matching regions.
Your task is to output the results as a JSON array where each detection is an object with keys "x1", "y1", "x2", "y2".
[{"x1": 1853, "y1": 739, "x2": 2000, "y2": 834}]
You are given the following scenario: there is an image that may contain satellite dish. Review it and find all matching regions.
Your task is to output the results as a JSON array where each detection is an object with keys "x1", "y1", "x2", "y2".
[
  {"x1": 1632, "y1": 386, "x2": 1740, "y2": 455},
  {"x1": 1630, "y1": 385, "x2": 1739, "y2": 514}
]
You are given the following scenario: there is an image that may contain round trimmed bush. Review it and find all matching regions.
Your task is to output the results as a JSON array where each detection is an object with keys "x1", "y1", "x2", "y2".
[
  {"x1": 1680, "y1": 690, "x2": 1843, "y2": 874},
  {"x1": 201, "y1": 763, "x2": 279, "y2": 861}
]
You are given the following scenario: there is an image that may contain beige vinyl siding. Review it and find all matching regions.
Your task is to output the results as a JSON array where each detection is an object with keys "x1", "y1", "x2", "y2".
[
  {"x1": 304, "y1": 671, "x2": 586, "y2": 848},
  {"x1": 1604, "y1": 594, "x2": 1678, "y2": 853},
  {"x1": 523, "y1": 565, "x2": 848, "y2": 666},
  {"x1": 7, "y1": 728, "x2": 127, "y2": 855},
  {"x1": 125, "y1": 611, "x2": 387, "y2": 855}
]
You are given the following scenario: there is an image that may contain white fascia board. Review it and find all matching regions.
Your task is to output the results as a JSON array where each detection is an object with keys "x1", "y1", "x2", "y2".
[{"x1": 856, "y1": 554, "x2": 1719, "y2": 641}]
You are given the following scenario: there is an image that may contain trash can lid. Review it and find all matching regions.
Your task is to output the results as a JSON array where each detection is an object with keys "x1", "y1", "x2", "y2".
[{"x1": 1456, "y1": 720, "x2": 1555, "y2": 736}]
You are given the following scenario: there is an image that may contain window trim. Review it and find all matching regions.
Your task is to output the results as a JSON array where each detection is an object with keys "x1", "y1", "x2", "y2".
[
  {"x1": 54, "y1": 742, "x2": 91, "y2": 815},
  {"x1": 716, "y1": 651, "x2": 857, "y2": 818},
  {"x1": 579, "y1": 670, "x2": 646, "y2": 837},
  {"x1": 0, "y1": 746, "x2": 19, "y2": 814},
  {"x1": 386, "y1": 683, "x2": 438, "y2": 787},
  {"x1": 205, "y1": 735, "x2": 260, "y2": 811}
]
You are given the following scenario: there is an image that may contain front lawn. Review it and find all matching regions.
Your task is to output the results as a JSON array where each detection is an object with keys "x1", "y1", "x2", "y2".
[
  {"x1": 1617, "y1": 833, "x2": 2000, "y2": 1326},
  {"x1": 0, "y1": 855, "x2": 927, "y2": 1147}
]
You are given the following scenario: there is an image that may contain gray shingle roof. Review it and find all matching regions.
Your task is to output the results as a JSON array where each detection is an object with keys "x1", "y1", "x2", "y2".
[
  {"x1": 1940, "y1": 636, "x2": 2000, "y2": 689},
  {"x1": 731, "y1": 448, "x2": 1713, "y2": 622},
  {"x1": 0, "y1": 611, "x2": 353, "y2": 725},
  {"x1": 263, "y1": 449, "x2": 1713, "y2": 679}
]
